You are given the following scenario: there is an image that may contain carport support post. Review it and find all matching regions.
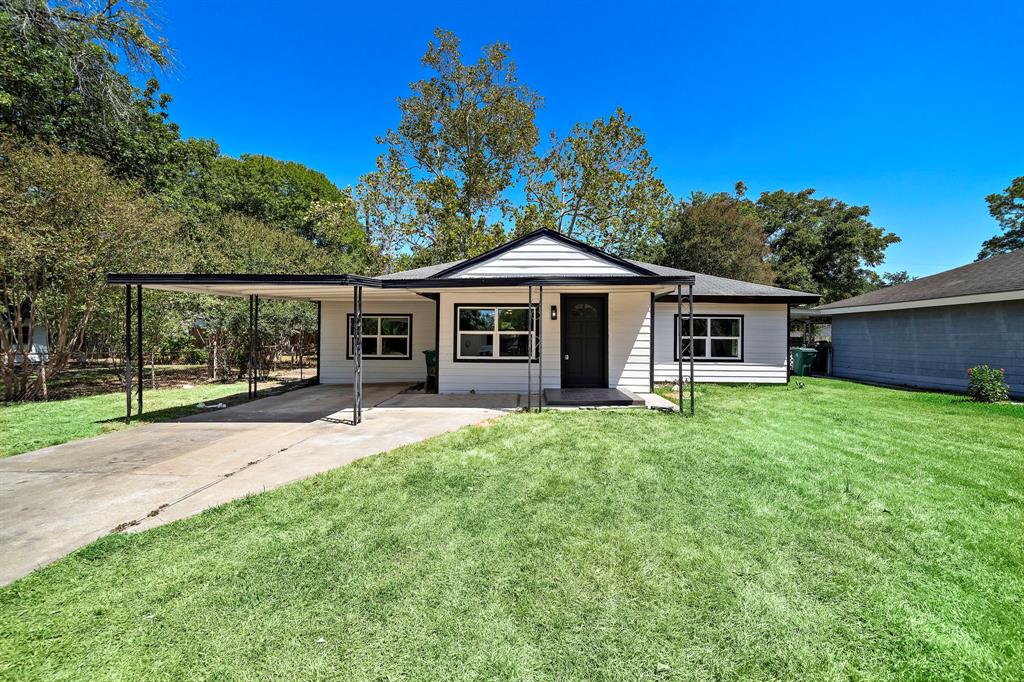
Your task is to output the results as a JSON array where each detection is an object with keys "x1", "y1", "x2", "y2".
[
  {"x1": 353, "y1": 284, "x2": 363, "y2": 424},
  {"x1": 537, "y1": 285, "x2": 543, "y2": 412},
  {"x1": 676, "y1": 284, "x2": 683, "y2": 416},
  {"x1": 124, "y1": 285, "x2": 132, "y2": 423},
  {"x1": 527, "y1": 284, "x2": 533, "y2": 411},
  {"x1": 244, "y1": 292, "x2": 250, "y2": 399},
  {"x1": 688, "y1": 283, "x2": 695, "y2": 417},
  {"x1": 136, "y1": 285, "x2": 143, "y2": 415},
  {"x1": 315, "y1": 301, "x2": 322, "y2": 385},
  {"x1": 253, "y1": 295, "x2": 259, "y2": 397}
]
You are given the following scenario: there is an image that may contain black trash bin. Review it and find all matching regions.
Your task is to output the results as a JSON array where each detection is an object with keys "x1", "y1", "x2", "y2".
[{"x1": 423, "y1": 349, "x2": 438, "y2": 393}]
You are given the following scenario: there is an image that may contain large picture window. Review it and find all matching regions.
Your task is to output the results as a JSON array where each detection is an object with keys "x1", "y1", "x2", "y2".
[
  {"x1": 674, "y1": 314, "x2": 743, "y2": 361},
  {"x1": 346, "y1": 314, "x2": 412, "y2": 359},
  {"x1": 455, "y1": 305, "x2": 538, "y2": 361}
]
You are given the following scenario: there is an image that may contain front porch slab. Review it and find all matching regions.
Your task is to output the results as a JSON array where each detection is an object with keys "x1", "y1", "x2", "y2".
[{"x1": 543, "y1": 387, "x2": 646, "y2": 407}]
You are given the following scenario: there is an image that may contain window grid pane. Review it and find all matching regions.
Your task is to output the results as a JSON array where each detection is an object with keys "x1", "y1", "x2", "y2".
[
  {"x1": 678, "y1": 316, "x2": 741, "y2": 360},
  {"x1": 349, "y1": 315, "x2": 411, "y2": 359},
  {"x1": 457, "y1": 306, "x2": 536, "y2": 359}
]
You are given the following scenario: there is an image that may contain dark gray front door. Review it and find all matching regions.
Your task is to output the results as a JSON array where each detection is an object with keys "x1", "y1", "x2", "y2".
[{"x1": 561, "y1": 294, "x2": 607, "y2": 388}]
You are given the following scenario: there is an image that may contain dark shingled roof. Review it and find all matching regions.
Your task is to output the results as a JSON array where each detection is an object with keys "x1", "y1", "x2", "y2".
[
  {"x1": 818, "y1": 249, "x2": 1024, "y2": 310},
  {"x1": 378, "y1": 261, "x2": 464, "y2": 280},
  {"x1": 379, "y1": 253, "x2": 818, "y2": 302},
  {"x1": 627, "y1": 260, "x2": 818, "y2": 301}
]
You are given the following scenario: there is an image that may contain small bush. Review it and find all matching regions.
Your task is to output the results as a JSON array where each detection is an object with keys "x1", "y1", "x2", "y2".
[{"x1": 966, "y1": 365, "x2": 1009, "y2": 403}]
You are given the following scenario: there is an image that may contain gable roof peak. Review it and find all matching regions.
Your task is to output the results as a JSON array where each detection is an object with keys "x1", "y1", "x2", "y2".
[{"x1": 431, "y1": 228, "x2": 656, "y2": 278}]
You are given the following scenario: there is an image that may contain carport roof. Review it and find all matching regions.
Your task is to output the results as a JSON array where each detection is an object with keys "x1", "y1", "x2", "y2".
[{"x1": 104, "y1": 271, "x2": 697, "y2": 300}]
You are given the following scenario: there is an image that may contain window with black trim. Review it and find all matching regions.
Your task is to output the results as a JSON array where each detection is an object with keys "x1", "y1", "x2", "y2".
[
  {"x1": 675, "y1": 315, "x2": 743, "y2": 361},
  {"x1": 456, "y1": 305, "x2": 538, "y2": 360},
  {"x1": 346, "y1": 314, "x2": 412, "y2": 359}
]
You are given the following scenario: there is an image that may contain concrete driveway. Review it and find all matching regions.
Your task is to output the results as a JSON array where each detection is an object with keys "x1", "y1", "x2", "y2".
[{"x1": 0, "y1": 384, "x2": 518, "y2": 585}]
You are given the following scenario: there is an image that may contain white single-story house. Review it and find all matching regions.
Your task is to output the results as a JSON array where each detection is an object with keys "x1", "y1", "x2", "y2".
[{"x1": 108, "y1": 229, "x2": 818, "y2": 417}]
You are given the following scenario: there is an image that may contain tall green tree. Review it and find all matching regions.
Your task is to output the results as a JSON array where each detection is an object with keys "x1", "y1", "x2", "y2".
[
  {"x1": 0, "y1": 142, "x2": 178, "y2": 401},
  {"x1": 0, "y1": 0, "x2": 217, "y2": 194},
  {"x1": 657, "y1": 183, "x2": 773, "y2": 283},
  {"x1": 359, "y1": 28, "x2": 541, "y2": 264},
  {"x1": 200, "y1": 155, "x2": 371, "y2": 272},
  {"x1": 977, "y1": 176, "x2": 1024, "y2": 259},
  {"x1": 756, "y1": 188, "x2": 900, "y2": 302},
  {"x1": 515, "y1": 108, "x2": 670, "y2": 259}
]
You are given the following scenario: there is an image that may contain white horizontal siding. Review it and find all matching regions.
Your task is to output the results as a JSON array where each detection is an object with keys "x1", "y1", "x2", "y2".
[
  {"x1": 653, "y1": 303, "x2": 788, "y2": 384},
  {"x1": 320, "y1": 299, "x2": 436, "y2": 385},
  {"x1": 437, "y1": 289, "x2": 651, "y2": 393},
  {"x1": 451, "y1": 235, "x2": 633, "y2": 277},
  {"x1": 608, "y1": 291, "x2": 651, "y2": 393}
]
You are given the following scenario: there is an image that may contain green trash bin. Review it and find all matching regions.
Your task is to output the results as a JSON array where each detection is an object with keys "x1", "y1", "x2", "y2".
[
  {"x1": 423, "y1": 350, "x2": 438, "y2": 393},
  {"x1": 791, "y1": 347, "x2": 818, "y2": 377}
]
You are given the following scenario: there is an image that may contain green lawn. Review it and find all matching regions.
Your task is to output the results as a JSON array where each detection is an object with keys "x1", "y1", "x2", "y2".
[
  {"x1": 1, "y1": 378, "x2": 1022, "y2": 679},
  {"x1": 0, "y1": 380, "x2": 274, "y2": 457}
]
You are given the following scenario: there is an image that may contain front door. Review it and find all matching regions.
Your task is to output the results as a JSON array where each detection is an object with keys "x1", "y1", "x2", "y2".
[{"x1": 561, "y1": 294, "x2": 607, "y2": 388}]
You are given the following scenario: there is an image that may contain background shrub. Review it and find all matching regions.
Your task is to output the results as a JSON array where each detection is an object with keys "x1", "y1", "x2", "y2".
[{"x1": 967, "y1": 365, "x2": 1009, "y2": 403}]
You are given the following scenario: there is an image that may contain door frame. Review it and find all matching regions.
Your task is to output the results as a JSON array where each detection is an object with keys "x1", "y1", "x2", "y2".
[{"x1": 559, "y1": 293, "x2": 609, "y2": 388}]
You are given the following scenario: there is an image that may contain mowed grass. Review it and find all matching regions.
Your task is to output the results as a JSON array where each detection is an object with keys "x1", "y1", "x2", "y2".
[
  {"x1": 0, "y1": 380, "x2": 257, "y2": 457},
  {"x1": 1, "y1": 378, "x2": 1023, "y2": 680}
]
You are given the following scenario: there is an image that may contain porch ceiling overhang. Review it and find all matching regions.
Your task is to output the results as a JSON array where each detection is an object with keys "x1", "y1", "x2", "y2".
[{"x1": 106, "y1": 273, "x2": 696, "y2": 301}]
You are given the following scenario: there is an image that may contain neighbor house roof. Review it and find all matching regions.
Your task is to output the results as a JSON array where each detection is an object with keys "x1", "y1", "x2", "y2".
[{"x1": 818, "y1": 249, "x2": 1024, "y2": 314}]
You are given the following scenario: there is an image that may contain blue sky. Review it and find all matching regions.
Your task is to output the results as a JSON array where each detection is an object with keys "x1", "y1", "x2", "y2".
[{"x1": 155, "y1": 0, "x2": 1022, "y2": 277}]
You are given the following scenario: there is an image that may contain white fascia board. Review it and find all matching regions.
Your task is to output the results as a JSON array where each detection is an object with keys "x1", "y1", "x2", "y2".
[{"x1": 823, "y1": 289, "x2": 1024, "y2": 315}]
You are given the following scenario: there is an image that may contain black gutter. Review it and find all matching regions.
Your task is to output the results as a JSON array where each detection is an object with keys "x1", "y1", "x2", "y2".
[
  {"x1": 107, "y1": 273, "x2": 696, "y2": 288},
  {"x1": 655, "y1": 294, "x2": 819, "y2": 304},
  {"x1": 382, "y1": 275, "x2": 694, "y2": 287},
  {"x1": 106, "y1": 273, "x2": 384, "y2": 287}
]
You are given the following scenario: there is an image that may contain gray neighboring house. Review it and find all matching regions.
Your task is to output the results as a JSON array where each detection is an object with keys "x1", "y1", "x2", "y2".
[{"x1": 818, "y1": 249, "x2": 1024, "y2": 397}]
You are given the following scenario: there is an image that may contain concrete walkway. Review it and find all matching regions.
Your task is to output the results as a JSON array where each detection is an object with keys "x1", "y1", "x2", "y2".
[{"x1": 0, "y1": 384, "x2": 518, "y2": 585}]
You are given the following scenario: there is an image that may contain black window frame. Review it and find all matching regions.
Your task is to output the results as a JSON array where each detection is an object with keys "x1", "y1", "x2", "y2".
[
  {"x1": 346, "y1": 313, "x2": 413, "y2": 360},
  {"x1": 453, "y1": 303, "x2": 539, "y2": 363},
  {"x1": 673, "y1": 313, "x2": 745, "y2": 363}
]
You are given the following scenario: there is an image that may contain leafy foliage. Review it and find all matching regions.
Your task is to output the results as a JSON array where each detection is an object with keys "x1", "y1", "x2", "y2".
[
  {"x1": 0, "y1": 0, "x2": 220, "y2": 194},
  {"x1": 657, "y1": 183, "x2": 773, "y2": 283},
  {"x1": 0, "y1": 142, "x2": 178, "y2": 400},
  {"x1": 756, "y1": 188, "x2": 900, "y2": 303},
  {"x1": 516, "y1": 108, "x2": 670, "y2": 258},
  {"x1": 360, "y1": 28, "x2": 538, "y2": 266},
  {"x1": 977, "y1": 176, "x2": 1024, "y2": 259},
  {"x1": 879, "y1": 271, "x2": 914, "y2": 287},
  {"x1": 966, "y1": 365, "x2": 1009, "y2": 403}
]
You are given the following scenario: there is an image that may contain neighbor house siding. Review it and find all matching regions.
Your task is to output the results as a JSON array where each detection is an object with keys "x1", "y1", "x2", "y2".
[
  {"x1": 319, "y1": 299, "x2": 436, "y2": 385},
  {"x1": 653, "y1": 302, "x2": 788, "y2": 384},
  {"x1": 450, "y1": 235, "x2": 634, "y2": 278},
  {"x1": 831, "y1": 300, "x2": 1024, "y2": 397}
]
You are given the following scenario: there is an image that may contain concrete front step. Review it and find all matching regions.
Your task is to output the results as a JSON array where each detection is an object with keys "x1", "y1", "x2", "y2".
[{"x1": 542, "y1": 387, "x2": 646, "y2": 407}]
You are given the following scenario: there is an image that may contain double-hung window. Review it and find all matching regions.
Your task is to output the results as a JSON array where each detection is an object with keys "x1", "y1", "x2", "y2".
[
  {"x1": 675, "y1": 315, "x2": 743, "y2": 361},
  {"x1": 347, "y1": 314, "x2": 412, "y2": 359},
  {"x1": 456, "y1": 305, "x2": 538, "y2": 360}
]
